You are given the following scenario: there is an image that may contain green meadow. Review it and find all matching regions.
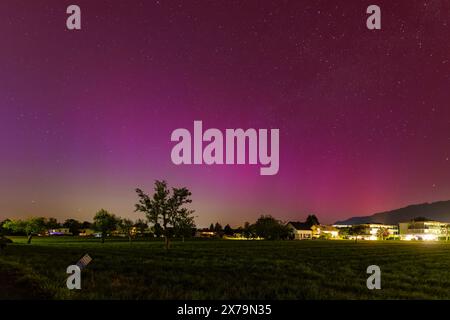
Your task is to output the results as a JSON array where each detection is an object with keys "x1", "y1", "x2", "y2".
[{"x1": 1, "y1": 237, "x2": 450, "y2": 300}]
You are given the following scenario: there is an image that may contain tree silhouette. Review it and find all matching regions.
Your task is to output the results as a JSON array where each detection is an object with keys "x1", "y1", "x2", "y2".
[
  {"x1": 173, "y1": 208, "x2": 196, "y2": 242},
  {"x1": 305, "y1": 214, "x2": 320, "y2": 228},
  {"x1": 93, "y1": 209, "x2": 118, "y2": 243},
  {"x1": 376, "y1": 227, "x2": 389, "y2": 240},
  {"x1": 253, "y1": 215, "x2": 292, "y2": 240},
  {"x1": 118, "y1": 218, "x2": 134, "y2": 243},
  {"x1": 224, "y1": 224, "x2": 233, "y2": 236},
  {"x1": 135, "y1": 180, "x2": 194, "y2": 250},
  {"x1": 3, "y1": 218, "x2": 47, "y2": 244},
  {"x1": 349, "y1": 225, "x2": 366, "y2": 243},
  {"x1": 46, "y1": 218, "x2": 60, "y2": 229},
  {"x1": 63, "y1": 219, "x2": 82, "y2": 235}
]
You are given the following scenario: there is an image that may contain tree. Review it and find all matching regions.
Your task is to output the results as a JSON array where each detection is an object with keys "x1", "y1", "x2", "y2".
[
  {"x1": 305, "y1": 214, "x2": 320, "y2": 228},
  {"x1": 135, "y1": 180, "x2": 195, "y2": 250},
  {"x1": 224, "y1": 224, "x2": 233, "y2": 236},
  {"x1": 0, "y1": 220, "x2": 7, "y2": 236},
  {"x1": 349, "y1": 225, "x2": 366, "y2": 243},
  {"x1": 173, "y1": 208, "x2": 196, "y2": 242},
  {"x1": 63, "y1": 219, "x2": 82, "y2": 236},
  {"x1": 153, "y1": 222, "x2": 163, "y2": 238},
  {"x1": 253, "y1": 215, "x2": 292, "y2": 240},
  {"x1": 243, "y1": 221, "x2": 254, "y2": 239},
  {"x1": 376, "y1": 227, "x2": 389, "y2": 240},
  {"x1": 93, "y1": 209, "x2": 118, "y2": 243},
  {"x1": 214, "y1": 222, "x2": 222, "y2": 232},
  {"x1": 118, "y1": 218, "x2": 134, "y2": 243},
  {"x1": 46, "y1": 218, "x2": 60, "y2": 229},
  {"x1": 3, "y1": 218, "x2": 47, "y2": 244},
  {"x1": 81, "y1": 221, "x2": 92, "y2": 229},
  {"x1": 209, "y1": 223, "x2": 214, "y2": 231}
]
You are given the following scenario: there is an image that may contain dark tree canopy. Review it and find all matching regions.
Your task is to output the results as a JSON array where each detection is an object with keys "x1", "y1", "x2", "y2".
[
  {"x1": 3, "y1": 217, "x2": 47, "y2": 244},
  {"x1": 135, "y1": 180, "x2": 195, "y2": 249},
  {"x1": 93, "y1": 209, "x2": 118, "y2": 243},
  {"x1": 224, "y1": 224, "x2": 233, "y2": 236},
  {"x1": 253, "y1": 215, "x2": 292, "y2": 240},
  {"x1": 349, "y1": 225, "x2": 366, "y2": 243},
  {"x1": 214, "y1": 222, "x2": 222, "y2": 233},
  {"x1": 46, "y1": 218, "x2": 60, "y2": 229},
  {"x1": 118, "y1": 218, "x2": 134, "y2": 243},
  {"x1": 63, "y1": 219, "x2": 82, "y2": 235},
  {"x1": 305, "y1": 214, "x2": 320, "y2": 228}
]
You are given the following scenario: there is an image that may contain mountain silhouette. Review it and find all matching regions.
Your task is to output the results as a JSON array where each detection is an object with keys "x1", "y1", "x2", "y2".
[{"x1": 335, "y1": 200, "x2": 450, "y2": 225}]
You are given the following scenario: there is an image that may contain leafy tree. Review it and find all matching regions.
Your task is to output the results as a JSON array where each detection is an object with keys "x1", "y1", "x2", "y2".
[
  {"x1": 81, "y1": 221, "x2": 92, "y2": 229},
  {"x1": 209, "y1": 223, "x2": 214, "y2": 231},
  {"x1": 135, "y1": 180, "x2": 195, "y2": 250},
  {"x1": 376, "y1": 227, "x2": 389, "y2": 240},
  {"x1": 0, "y1": 220, "x2": 12, "y2": 251},
  {"x1": 243, "y1": 221, "x2": 254, "y2": 239},
  {"x1": 224, "y1": 224, "x2": 233, "y2": 236},
  {"x1": 3, "y1": 218, "x2": 47, "y2": 244},
  {"x1": 253, "y1": 215, "x2": 292, "y2": 240},
  {"x1": 46, "y1": 218, "x2": 60, "y2": 229},
  {"x1": 173, "y1": 208, "x2": 196, "y2": 242},
  {"x1": 118, "y1": 218, "x2": 134, "y2": 243},
  {"x1": 63, "y1": 219, "x2": 82, "y2": 236},
  {"x1": 349, "y1": 225, "x2": 366, "y2": 243},
  {"x1": 305, "y1": 214, "x2": 320, "y2": 228},
  {"x1": 0, "y1": 220, "x2": 7, "y2": 236},
  {"x1": 93, "y1": 209, "x2": 118, "y2": 243},
  {"x1": 214, "y1": 222, "x2": 222, "y2": 233},
  {"x1": 153, "y1": 222, "x2": 163, "y2": 238}
]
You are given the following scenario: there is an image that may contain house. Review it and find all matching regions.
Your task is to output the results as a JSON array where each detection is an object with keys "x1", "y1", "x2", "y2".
[
  {"x1": 399, "y1": 219, "x2": 449, "y2": 241},
  {"x1": 363, "y1": 223, "x2": 399, "y2": 240},
  {"x1": 347, "y1": 223, "x2": 399, "y2": 240},
  {"x1": 195, "y1": 229, "x2": 217, "y2": 238},
  {"x1": 311, "y1": 225, "x2": 339, "y2": 239},
  {"x1": 287, "y1": 222, "x2": 313, "y2": 240},
  {"x1": 47, "y1": 228, "x2": 72, "y2": 236},
  {"x1": 79, "y1": 228, "x2": 95, "y2": 236}
]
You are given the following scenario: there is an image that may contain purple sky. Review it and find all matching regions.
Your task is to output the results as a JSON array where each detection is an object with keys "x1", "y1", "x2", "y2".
[{"x1": 0, "y1": 1, "x2": 449, "y2": 227}]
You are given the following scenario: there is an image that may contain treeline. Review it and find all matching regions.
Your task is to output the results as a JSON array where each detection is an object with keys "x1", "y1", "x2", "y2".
[
  {"x1": 206, "y1": 215, "x2": 294, "y2": 240},
  {"x1": 0, "y1": 180, "x2": 307, "y2": 248},
  {"x1": 0, "y1": 211, "x2": 194, "y2": 245}
]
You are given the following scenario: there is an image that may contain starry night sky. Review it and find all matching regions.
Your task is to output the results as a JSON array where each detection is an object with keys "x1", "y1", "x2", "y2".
[{"x1": 0, "y1": 0, "x2": 449, "y2": 226}]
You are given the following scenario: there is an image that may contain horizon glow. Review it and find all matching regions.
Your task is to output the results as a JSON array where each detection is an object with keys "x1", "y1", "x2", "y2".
[{"x1": 0, "y1": 1, "x2": 449, "y2": 227}]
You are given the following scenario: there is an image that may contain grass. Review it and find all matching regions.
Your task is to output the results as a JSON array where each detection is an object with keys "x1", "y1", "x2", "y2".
[{"x1": 1, "y1": 237, "x2": 450, "y2": 299}]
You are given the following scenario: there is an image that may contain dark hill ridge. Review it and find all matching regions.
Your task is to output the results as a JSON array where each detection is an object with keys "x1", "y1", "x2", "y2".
[{"x1": 335, "y1": 200, "x2": 450, "y2": 225}]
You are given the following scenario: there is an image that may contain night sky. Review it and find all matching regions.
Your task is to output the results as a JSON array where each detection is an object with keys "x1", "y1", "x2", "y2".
[{"x1": 1, "y1": 1, "x2": 449, "y2": 226}]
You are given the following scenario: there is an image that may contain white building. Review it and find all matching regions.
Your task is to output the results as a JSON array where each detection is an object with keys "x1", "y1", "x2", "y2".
[
  {"x1": 287, "y1": 222, "x2": 313, "y2": 240},
  {"x1": 399, "y1": 220, "x2": 449, "y2": 241}
]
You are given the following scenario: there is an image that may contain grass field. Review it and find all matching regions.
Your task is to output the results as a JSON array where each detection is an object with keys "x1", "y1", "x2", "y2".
[{"x1": 1, "y1": 237, "x2": 450, "y2": 300}]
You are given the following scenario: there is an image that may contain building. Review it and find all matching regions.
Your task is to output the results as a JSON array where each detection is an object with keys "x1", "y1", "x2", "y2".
[
  {"x1": 79, "y1": 228, "x2": 95, "y2": 236},
  {"x1": 287, "y1": 222, "x2": 313, "y2": 240},
  {"x1": 47, "y1": 228, "x2": 72, "y2": 236},
  {"x1": 311, "y1": 225, "x2": 339, "y2": 239},
  {"x1": 399, "y1": 220, "x2": 449, "y2": 241},
  {"x1": 195, "y1": 229, "x2": 217, "y2": 238},
  {"x1": 362, "y1": 223, "x2": 398, "y2": 240},
  {"x1": 334, "y1": 223, "x2": 399, "y2": 240}
]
